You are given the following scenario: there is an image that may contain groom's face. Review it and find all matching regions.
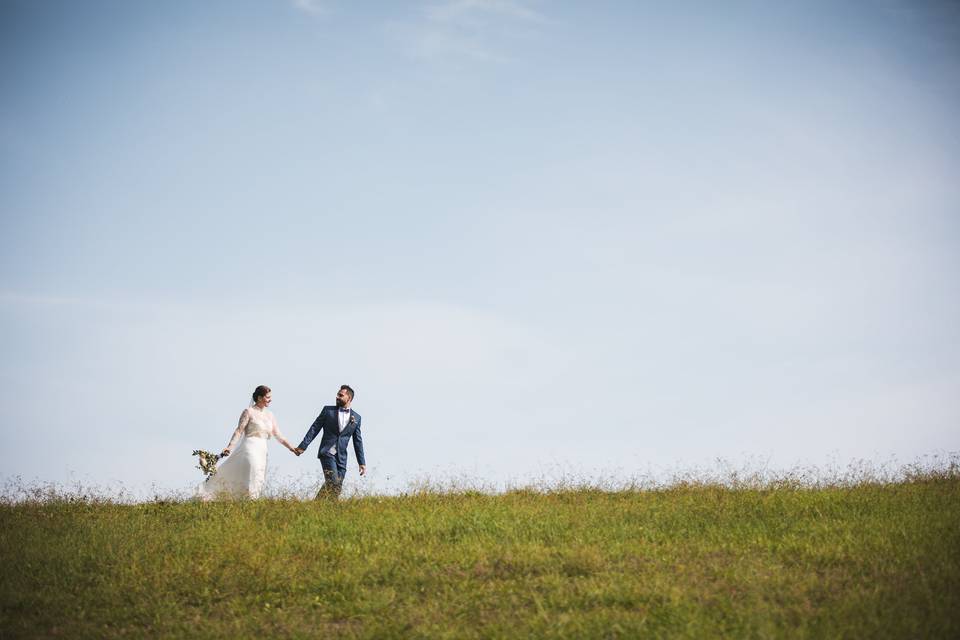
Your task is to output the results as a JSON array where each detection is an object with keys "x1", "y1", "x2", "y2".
[{"x1": 336, "y1": 388, "x2": 351, "y2": 407}]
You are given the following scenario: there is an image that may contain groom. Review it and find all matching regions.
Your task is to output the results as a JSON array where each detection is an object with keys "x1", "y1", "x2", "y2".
[{"x1": 294, "y1": 385, "x2": 366, "y2": 498}]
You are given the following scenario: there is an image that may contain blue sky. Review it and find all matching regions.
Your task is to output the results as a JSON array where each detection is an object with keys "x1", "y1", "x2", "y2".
[{"x1": 2, "y1": 0, "x2": 958, "y2": 496}]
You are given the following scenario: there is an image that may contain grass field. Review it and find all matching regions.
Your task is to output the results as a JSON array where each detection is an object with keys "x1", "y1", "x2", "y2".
[{"x1": 2, "y1": 470, "x2": 959, "y2": 639}]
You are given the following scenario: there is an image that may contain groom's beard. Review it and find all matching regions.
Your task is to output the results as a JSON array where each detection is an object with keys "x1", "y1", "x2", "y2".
[{"x1": 336, "y1": 399, "x2": 346, "y2": 408}]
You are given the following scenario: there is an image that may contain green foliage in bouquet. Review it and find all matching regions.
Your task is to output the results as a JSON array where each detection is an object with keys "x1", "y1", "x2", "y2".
[{"x1": 192, "y1": 450, "x2": 222, "y2": 478}]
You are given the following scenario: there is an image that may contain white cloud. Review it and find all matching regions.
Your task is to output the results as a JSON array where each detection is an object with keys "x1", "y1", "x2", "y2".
[
  {"x1": 291, "y1": 0, "x2": 328, "y2": 18},
  {"x1": 426, "y1": 0, "x2": 544, "y2": 25},
  {"x1": 406, "y1": 27, "x2": 504, "y2": 62},
  {"x1": 396, "y1": 0, "x2": 545, "y2": 61}
]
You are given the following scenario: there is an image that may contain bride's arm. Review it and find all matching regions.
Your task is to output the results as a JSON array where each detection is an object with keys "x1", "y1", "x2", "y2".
[
  {"x1": 272, "y1": 416, "x2": 296, "y2": 452},
  {"x1": 223, "y1": 409, "x2": 250, "y2": 455}
]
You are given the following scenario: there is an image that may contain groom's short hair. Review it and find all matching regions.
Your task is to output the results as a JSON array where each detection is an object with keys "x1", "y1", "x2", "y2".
[{"x1": 340, "y1": 384, "x2": 355, "y2": 400}]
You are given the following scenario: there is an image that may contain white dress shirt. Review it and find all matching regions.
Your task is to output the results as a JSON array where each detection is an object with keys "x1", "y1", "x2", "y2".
[{"x1": 328, "y1": 407, "x2": 351, "y2": 454}]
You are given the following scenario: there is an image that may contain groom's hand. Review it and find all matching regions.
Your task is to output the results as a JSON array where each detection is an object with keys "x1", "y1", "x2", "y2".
[
  {"x1": 293, "y1": 447, "x2": 304, "y2": 456},
  {"x1": 359, "y1": 465, "x2": 366, "y2": 476}
]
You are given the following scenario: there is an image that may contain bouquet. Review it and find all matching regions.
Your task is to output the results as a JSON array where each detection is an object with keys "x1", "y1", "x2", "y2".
[{"x1": 192, "y1": 450, "x2": 222, "y2": 478}]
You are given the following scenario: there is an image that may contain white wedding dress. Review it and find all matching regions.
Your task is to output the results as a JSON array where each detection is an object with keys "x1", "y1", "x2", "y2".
[{"x1": 196, "y1": 407, "x2": 288, "y2": 500}]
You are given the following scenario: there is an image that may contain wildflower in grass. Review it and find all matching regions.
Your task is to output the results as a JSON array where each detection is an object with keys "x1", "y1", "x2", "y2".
[{"x1": 192, "y1": 450, "x2": 222, "y2": 478}]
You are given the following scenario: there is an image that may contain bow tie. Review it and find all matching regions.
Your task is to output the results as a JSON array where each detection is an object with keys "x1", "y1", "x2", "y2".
[{"x1": 338, "y1": 408, "x2": 350, "y2": 413}]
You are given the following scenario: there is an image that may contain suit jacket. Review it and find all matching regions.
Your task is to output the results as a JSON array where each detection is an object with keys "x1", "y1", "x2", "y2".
[{"x1": 298, "y1": 406, "x2": 365, "y2": 468}]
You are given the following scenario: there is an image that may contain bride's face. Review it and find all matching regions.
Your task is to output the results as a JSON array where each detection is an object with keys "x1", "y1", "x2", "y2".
[{"x1": 257, "y1": 392, "x2": 272, "y2": 408}]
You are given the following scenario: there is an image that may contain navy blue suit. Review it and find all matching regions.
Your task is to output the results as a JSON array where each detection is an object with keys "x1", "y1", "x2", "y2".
[{"x1": 298, "y1": 406, "x2": 365, "y2": 495}]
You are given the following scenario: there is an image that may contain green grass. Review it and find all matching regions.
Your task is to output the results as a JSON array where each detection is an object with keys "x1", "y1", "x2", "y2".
[{"x1": 2, "y1": 476, "x2": 959, "y2": 638}]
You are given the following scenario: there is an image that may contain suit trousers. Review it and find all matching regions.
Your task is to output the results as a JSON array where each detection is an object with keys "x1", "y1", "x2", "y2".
[{"x1": 317, "y1": 453, "x2": 347, "y2": 498}]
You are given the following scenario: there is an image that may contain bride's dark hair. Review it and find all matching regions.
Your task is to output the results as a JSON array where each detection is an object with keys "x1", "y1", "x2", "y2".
[{"x1": 252, "y1": 385, "x2": 271, "y2": 403}]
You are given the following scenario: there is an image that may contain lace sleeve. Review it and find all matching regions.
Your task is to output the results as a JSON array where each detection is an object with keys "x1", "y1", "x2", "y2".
[
  {"x1": 226, "y1": 408, "x2": 250, "y2": 450},
  {"x1": 272, "y1": 414, "x2": 292, "y2": 449}
]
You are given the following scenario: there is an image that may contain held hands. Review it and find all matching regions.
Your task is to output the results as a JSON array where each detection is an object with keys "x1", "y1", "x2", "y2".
[
  {"x1": 287, "y1": 446, "x2": 361, "y2": 471},
  {"x1": 220, "y1": 449, "x2": 231, "y2": 457}
]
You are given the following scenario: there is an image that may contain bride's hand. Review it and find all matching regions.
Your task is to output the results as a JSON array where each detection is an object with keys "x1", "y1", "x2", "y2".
[{"x1": 221, "y1": 449, "x2": 231, "y2": 457}]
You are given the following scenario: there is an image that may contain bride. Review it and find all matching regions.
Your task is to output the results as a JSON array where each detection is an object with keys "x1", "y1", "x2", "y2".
[{"x1": 197, "y1": 385, "x2": 297, "y2": 500}]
